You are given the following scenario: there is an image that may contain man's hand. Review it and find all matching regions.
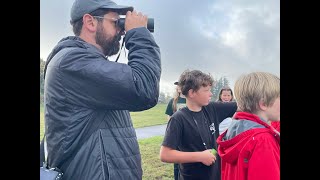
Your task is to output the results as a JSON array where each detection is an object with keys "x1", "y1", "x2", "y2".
[{"x1": 125, "y1": 10, "x2": 148, "y2": 32}]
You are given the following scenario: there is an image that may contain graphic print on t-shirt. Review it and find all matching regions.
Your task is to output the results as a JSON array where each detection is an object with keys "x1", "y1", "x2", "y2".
[{"x1": 209, "y1": 122, "x2": 216, "y2": 135}]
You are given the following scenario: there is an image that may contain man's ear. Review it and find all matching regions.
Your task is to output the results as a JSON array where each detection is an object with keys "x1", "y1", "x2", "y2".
[{"x1": 82, "y1": 14, "x2": 97, "y2": 32}]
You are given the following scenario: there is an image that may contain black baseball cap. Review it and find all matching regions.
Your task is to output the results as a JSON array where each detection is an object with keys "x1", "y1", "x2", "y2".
[{"x1": 70, "y1": 0, "x2": 134, "y2": 23}]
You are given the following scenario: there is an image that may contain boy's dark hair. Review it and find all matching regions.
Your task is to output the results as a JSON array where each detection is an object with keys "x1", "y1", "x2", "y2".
[
  {"x1": 71, "y1": 9, "x2": 111, "y2": 36},
  {"x1": 178, "y1": 69, "x2": 213, "y2": 96}
]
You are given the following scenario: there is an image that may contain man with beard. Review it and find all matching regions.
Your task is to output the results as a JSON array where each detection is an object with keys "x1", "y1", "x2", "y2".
[{"x1": 42, "y1": 0, "x2": 161, "y2": 179}]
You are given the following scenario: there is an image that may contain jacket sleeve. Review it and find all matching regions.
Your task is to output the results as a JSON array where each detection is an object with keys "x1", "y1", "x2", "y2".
[
  {"x1": 60, "y1": 27, "x2": 161, "y2": 111},
  {"x1": 211, "y1": 102, "x2": 237, "y2": 123},
  {"x1": 247, "y1": 135, "x2": 280, "y2": 180}
]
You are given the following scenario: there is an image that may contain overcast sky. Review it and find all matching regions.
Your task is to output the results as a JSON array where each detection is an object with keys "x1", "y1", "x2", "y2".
[{"x1": 40, "y1": 0, "x2": 280, "y2": 96}]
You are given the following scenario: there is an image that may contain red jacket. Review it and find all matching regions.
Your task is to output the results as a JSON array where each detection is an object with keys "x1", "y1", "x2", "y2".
[
  {"x1": 271, "y1": 121, "x2": 280, "y2": 132},
  {"x1": 217, "y1": 112, "x2": 280, "y2": 180}
]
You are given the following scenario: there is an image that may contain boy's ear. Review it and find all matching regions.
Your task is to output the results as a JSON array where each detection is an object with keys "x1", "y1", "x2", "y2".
[
  {"x1": 258, "y1": 99, "x2": 268, "y2": 111},
  {"x1": 188, "y1": 89, "x2": 195, "y2": 98}
]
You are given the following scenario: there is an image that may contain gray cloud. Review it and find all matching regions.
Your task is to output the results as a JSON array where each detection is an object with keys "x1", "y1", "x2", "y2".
[{"x1": 40, "y1": 0, "x2": 280, "y2": 95}]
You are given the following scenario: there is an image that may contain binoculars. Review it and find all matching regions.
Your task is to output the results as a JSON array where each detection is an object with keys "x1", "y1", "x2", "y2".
[{"x1": 117, "y1": 18, "x2": 154, "y2": 33}]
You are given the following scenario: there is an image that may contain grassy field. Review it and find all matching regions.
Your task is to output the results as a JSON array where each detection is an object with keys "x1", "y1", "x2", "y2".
[
  {"x1": 40, "y1": 105, "x2": 44, "y2": 140},
  {"x1": 131, "y1": 103, "x2": 168, "y2": 128},
  {"x1": 40, "y1": 103, "x2": 173, "y2": 179},
  {"x1": 139, "y1": 136, "x2": 173, "y2": 179}
]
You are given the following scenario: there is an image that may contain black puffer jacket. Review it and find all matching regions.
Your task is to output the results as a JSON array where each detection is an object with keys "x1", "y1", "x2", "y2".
[{"x1": 44, "y1": 27, "x2": 161, "y2": 180}]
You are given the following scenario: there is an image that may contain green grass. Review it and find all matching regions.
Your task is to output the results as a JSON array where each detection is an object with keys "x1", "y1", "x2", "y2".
[
  {"x1": 139, "y1": 136, "x2": 173, "y2": 180},
  {"x1": 40, "y1": 105, "x2": 45, "y2": 140},
  {"x1": 131, "y1": 103, "x2": 168, "y2": 128}
]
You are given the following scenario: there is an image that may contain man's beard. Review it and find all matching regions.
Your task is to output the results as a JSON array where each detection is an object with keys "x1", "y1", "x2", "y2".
[{"x1": 96, "y1": 24, "x2": 121, "y2": 56}]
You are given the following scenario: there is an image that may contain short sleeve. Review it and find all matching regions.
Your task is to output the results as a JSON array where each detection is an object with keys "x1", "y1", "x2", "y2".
[{"x1": 162, "y1": 117, "x2": 182, "y2": 149}]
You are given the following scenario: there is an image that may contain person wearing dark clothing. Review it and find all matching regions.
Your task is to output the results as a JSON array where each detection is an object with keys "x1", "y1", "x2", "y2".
[
  {"x1": 160, "y1": 70, "x2": 237, "y2": 180},
  {"x1": 42, "y1": 0, "x2": 161, "y2": 179},
  {"x1": 165, "y1": 95, "x2": 186, "y2": 119},
  {"x1": 165, "y1": 81, "x2": 186, "y2": 180},
  {"x1": 217, "y1": 86, "x2": 235, "y2": 135}
]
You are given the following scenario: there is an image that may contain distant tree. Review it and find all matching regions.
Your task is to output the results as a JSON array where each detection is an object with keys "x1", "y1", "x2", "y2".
[
  {"x1": 211, "y1": 76, "x2": 230, "y2": 101},
  {"x1": 158, "y1": 91, "x2": 166, "y2": 103},
  {"x1": 165, "y1": 93, "x2": 172, "y2": 103},
  {"x1": 158, "y1": 91, "x2": 173, "y2": 104}
]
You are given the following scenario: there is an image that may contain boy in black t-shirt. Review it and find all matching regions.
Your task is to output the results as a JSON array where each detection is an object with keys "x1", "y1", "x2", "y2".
[{"x1": 160, "y1": 70, "x2": 237, "y2": 180}]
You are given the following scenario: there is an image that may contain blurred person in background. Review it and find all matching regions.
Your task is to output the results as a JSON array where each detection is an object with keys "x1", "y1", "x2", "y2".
[{"x1": 217, "y1": 86, "x2": 235, "y2": 135}]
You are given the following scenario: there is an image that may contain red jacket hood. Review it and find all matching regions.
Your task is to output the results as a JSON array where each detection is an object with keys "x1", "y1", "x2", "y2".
[
  {"x1": 217, "y1": 112, "x2": 280, "y2": 164},
  {"x1": 217, "y1": 128, "x2": 272, "y2": 163}
]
